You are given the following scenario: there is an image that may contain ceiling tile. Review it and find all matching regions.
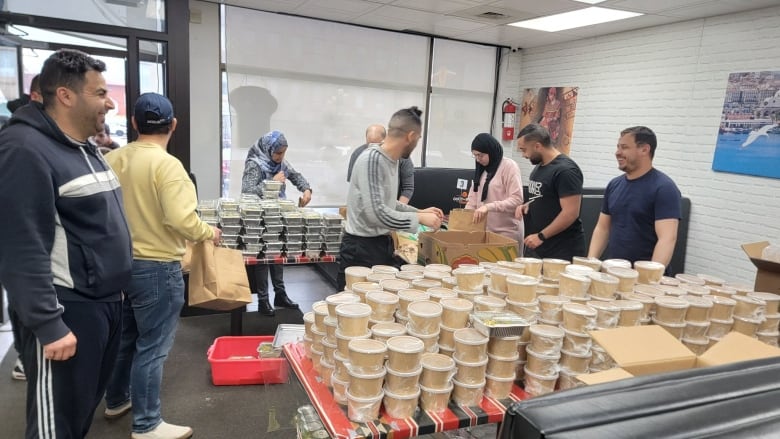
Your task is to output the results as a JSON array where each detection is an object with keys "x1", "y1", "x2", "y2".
[
  {"x1": 391, "y1": 0, "x2": 482, "y2": 14},
  {"x1": 610, "y1": 0, "x2": 712, "y2": 14},
  {"x1": 483, "y1": 0, "x2": 588, "y2": 15},
  {"x1": 225, "y1": 0, "x2": 307, "y2": 14},
  {"x1": 660, "y1": 0, "x2": 780, "y2": 18},
  {"x1": 296, "y1": 0, "x2": 383, "y2": 19}
]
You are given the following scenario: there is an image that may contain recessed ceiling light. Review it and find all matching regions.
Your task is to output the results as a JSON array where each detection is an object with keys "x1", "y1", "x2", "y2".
[
  {"x1": 572, "y1": 0, "x2": 608, "y2": 4},
  {"x1": 508, "y1": 7, "x2": 643, "y2": 32}
]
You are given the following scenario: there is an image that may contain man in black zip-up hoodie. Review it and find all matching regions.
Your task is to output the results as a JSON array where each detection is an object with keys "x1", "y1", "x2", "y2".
[{"x1": 0, "y1": 49, "x2": 132, "y2": 439}]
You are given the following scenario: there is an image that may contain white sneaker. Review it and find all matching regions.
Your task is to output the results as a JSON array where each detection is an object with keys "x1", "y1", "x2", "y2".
[
  {"x1": 104, "y1": 400, "x2": 132, "y2": 419},
  {"x1": 131, "y1": 421, "x2": 193, "y2": 439},
  {"x1": 12, "y1": 359, "x2": 26, "y2": 381}
]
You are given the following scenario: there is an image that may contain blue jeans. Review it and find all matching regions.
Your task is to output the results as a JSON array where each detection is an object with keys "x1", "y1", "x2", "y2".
[{"x1": 105, "y1": 260, "x2": 185, "y2": 433}]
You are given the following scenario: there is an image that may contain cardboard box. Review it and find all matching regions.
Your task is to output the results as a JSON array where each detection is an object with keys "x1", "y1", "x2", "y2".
[
  {"x1": 696, "y1": 332, "x2": 780, "y2": 368},
  {"x1": 576, "y1": 368, "x2": 634, "y2": 386},
  {"x1": 418, "y1": 231, "x2": 519, "y2": 267},
  {"x1": 589, "y1": 326, "x2": 697, "y2": 376},
  {"x1": 741, "y1": 241, "x2": 780, "y2": 294}
]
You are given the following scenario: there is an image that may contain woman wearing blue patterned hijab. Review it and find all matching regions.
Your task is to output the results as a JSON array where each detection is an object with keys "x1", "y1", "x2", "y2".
[{"x1": 240, "y1": 130, "x2": 313, "y2": 316}]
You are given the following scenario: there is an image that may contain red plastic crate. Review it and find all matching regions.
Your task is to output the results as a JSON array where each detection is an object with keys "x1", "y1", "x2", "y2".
[{"x1": 207, "y1": 336, "x2": 290, "y2": 385}]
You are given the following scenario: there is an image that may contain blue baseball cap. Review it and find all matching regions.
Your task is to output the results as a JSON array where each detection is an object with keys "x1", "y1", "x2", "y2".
[{"x1": 134, "y1": 92, "x2": 174, "y2": 127}]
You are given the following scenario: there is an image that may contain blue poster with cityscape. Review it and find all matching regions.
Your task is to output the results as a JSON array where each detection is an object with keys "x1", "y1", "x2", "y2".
[{"x1": 712, "y1": 71, "x2": 780, "y2": 179}]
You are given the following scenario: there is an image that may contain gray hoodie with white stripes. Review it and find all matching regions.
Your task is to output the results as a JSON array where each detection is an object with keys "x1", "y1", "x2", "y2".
[{"x1": 345, "y1": 145, "x2": 419, "y2": 237}]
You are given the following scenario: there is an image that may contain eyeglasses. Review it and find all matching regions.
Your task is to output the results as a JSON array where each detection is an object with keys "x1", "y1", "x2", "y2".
[{"x1": 472, "y1": 152, "x2": 487, "y2": 159}]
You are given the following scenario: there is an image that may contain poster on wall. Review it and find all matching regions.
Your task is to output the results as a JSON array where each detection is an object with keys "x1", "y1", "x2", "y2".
[
  {"x1": 518, "y1": 87, "x2": 579, "y2": 156},
  {"x1": 712, "y1": 71, "x2": 780, "y2": 179}
]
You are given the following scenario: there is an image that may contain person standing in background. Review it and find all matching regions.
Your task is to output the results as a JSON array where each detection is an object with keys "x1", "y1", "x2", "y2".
[
  {"x1": 588, "y1": 126, "x2": 681, "y2": 268},
  {"x1": 3, "y1": 74, "x2": 42, "y2": 383},
  {"x1": 347, "y1": 123, "x2": 415, "y2": 204},
  {"x1": 515, "y1": 123, "x2": 585, "y2": 261},
  {"x1": 94, "y1": 122, "x2": 121, "y2": 154},
  {"x1": 466, "y1": 133, "x2": 524, "y2": 245},
  {"x1": 0, "y1": 49, "x2": 132, "y2": 439},
  {"x1": 337, "y1": 107, "x2": 442, "y2": 291},
  {"x1": 242, "y1": 130, "x2": 311, "y2": 316},
  {"x1": 103, "y1": 93, "x2": 219, "y2": 439}
]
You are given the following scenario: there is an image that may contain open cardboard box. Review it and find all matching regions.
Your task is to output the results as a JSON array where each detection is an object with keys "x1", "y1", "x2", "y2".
[
  {"x1": 576, "y1": 368, "x2": 634, "y2": 386},
  {"x1": 742, "y1": 241, "x2": 780, "y2": 294},
  {"x1": 589, "y1": 326, "x2": 780, "y2": 378},
  {"x1": 418, "y1": 230, "x2": 519, "y2": 267}
]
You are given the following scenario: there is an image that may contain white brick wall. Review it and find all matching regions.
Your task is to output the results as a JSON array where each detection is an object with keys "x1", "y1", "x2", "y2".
[{"x1": 507, "y1": 6, "x2": 780, "y2": 285}]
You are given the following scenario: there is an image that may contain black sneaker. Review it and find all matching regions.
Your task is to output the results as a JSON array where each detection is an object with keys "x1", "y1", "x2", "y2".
[
  {"x1": 12, "y1": 359, "x2": 26, "y2": 381},
  {"x1": 274, "y1": 294, "x2": 300, "y2": 309},
  {"x1": 258, "y1": 300, "x2": 276, "y2": 317}
]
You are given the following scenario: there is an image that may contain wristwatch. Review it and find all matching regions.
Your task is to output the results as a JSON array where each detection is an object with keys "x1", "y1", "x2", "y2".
[{"x1": 538, "y1": 232, "x2": 547, "y2": 242}]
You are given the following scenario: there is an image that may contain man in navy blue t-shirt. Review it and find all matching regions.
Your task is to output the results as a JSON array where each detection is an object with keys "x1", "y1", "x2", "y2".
[{"x1": 588, "y1": 126, "x2": 681, "y2": 269}]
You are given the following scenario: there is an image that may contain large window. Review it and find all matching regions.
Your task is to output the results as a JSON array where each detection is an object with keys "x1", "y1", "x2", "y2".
[
  {"x1": 221, "y1": 7, "x2": 499, "y2": 205},
  {"x1": 4, "y1": 0, "x2": 165, "y2": 32}
]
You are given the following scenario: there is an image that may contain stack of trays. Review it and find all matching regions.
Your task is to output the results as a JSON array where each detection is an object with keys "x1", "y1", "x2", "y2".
[
  {"x1": 217, "y1": 199, "x2": 241, "y2": 249},
  {"x1": 239, "y1": 196, "x2": 262, "y2": 257}
]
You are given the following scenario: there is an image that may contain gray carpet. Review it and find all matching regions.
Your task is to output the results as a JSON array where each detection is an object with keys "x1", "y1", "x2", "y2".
[{"x1": 1, "y1": 309, "x2": 308, "y2": 438}]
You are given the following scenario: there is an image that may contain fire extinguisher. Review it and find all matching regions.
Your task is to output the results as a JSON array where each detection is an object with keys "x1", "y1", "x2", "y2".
[{"x1": 502, "y1": 98, "x2": 517, "y2": 141}]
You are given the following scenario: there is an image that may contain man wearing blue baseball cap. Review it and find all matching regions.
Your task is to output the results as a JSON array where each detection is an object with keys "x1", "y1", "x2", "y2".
[{"x1": 103, "y1": 93, "x2": 219, "y2": 439}]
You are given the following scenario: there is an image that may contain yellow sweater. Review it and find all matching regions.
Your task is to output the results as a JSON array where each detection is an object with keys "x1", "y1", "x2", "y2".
[{"x1": 105, "y1": 141, "x2": 213, "y2": 261}]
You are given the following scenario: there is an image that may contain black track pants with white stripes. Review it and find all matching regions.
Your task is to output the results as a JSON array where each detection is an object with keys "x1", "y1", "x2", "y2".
[{"x1": 12, "y1": 300, "x2": 122, "y2": 439}]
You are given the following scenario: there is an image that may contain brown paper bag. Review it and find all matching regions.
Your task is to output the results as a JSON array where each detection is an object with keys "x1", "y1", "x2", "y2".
[
  {"x1": 181, "y1": 241, "x2": 194, "y2": 273},
  {"x1": 188, "y1": 241, "x2": 252, "y2": 311},
  {"x1": 447, "y1": 208, "x2": 486, "y2": 232}
]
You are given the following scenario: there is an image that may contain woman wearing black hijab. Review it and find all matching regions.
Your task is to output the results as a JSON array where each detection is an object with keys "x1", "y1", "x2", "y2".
[{"x1": 465, "y1": 133, "x2": 524, "y2": 246}]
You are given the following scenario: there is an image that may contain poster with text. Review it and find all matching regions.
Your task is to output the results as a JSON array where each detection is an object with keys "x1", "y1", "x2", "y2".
[
  {"x1": 518, "y1": 87, "x2": 579, "y2": 156},
  {"x1": 712, "y1": 71, "x2": 780, "y2": 179}
]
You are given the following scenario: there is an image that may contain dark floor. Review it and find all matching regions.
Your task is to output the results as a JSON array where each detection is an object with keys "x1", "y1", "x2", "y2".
[{"x1": 0, "y1": 265, "x2": 497, "y2": 438}]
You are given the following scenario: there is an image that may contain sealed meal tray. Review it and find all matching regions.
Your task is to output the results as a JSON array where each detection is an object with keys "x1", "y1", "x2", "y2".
[
  {"x1": 278, "y1": 200, "x2": 297, "y2": 212},
  {"x1": 282, "y1": 212, "x2": 304, "y2": 225},
  {"x1": 218, "y1": 199, "x2": 239, "y2": 212},
  {"x1": 262, "y1": 180, "x2": 283, "y2": 191},
  {"x1": 322, "y1": 213, "x2": 343, "y2": 225},
  {"x1": 470, "y1": 311, "x2": 530, "y2": 338},
  {"x1": 273, "y1": 324, "x2": 306, "y2": 348},
  {"x1": 219, "y1": 213, "x2": 241, "y2": 225}
]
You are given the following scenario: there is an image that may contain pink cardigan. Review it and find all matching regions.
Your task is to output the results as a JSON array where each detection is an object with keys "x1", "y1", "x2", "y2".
[{"x1": 466, "y1": 157, "x2": 524, "y2": 242}]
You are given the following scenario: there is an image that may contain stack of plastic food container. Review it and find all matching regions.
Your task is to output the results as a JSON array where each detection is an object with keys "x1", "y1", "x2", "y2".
[
  {"x1": 239, "y1": 195, "x2": 262, "y2": 256},
  {"x1": 196, "y1": 199, "x2": 219, "y2": 227},
  {"x1": 282, "y1": 211, "x2": 304, "y2": 256},
  {"x1": 303, "y1": 211, "x2": 324, "y2": 258},
  {"x1": 217, "y1": 198, "x2": 241, "y2": 249},
  {"x1": 260, "y1": 194, "x2": 283, "y2": 258},
  {"x1": 322, "y1": 213, "x2": 344, "y2": 257}
]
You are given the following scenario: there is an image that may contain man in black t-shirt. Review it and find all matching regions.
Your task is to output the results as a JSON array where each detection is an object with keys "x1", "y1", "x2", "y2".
[{"x1": 515, "y1": 123, "x2": 585, "y2": 260}]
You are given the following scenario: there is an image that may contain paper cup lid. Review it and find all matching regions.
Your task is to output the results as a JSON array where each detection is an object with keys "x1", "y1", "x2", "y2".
[
  {"x1": 335, "y1": 328, "x2": 371, "y2": 340},
  {"x1": 345, "y1": 266, "x2": 373, "y2": 276},
  {"x1": 602, "y1": 259, "x2": 632, "y2": 269},
  {"x1": 651, "y1": 316, "x2": 686, "y2": 328},
  {"x1": 487, "y1": 352, "x2": 520, "y2": 362},
  {"x1": 572, "y1": 256, "x2": 601, "y2": 265},
  {"x1": 523, "y1": 366, "x2": 559, "y2": 380},
  {"x1": 383, "y1": 385, "x2": 421, "y2": 399},
  {"x1": 398, "y1": 289, "x2": 430, "y2": 302},
  {"x1": 675, "y1": 273, "x2": 705, "y2": 285},
  {"x1": 312, "y1": 301, "x2": 329, "y2": 315},
  {"x1": 515, "y1": 257, "x2": 542, "y2": 264},
  {"x1": 413, "y1": 279, "x2": 443, "y2": 289},
  {"x1": 696, "y1": 273, "x2": 725, "y2": 285},
  {"x1": 588, "y1": 272, "x2": 619, "y2": 284},
  {"x1": 406, "y1": 323, "x2": 440, "y2": 339},
  {"x1": 506, "y1": 274, "x2": 540, "y2": 285},
  {"x1": 747, "y1": 292, "x2": 780, "y2": 302},
  {"x1": 372, "y1": 264, "x2": 399, "y2": 274},
  {"x1": 348, "y1": 338, "x2": 387, "y2": 354},
  {"x1": 537, "y1": 295, "x2": 570, "y2": 305},
  {"x1": 685, "y1": 320, "x2": 710, "y2": 328},
  {"x1": 612, "y1": 299, "x2": 644, "y2": 311},
  {"x1": 420, "y1": 382, "x2": 454, "y2": 393},
  {"x1": 351, "y1": 281, "x2": 382, "y2": 293},
  {"x1": 633, "y1": 284, "x2": 665, "y2": 297},
  {"x1": 525, "y1": 346, "x2": 561, "y2": 360},
  {"x1": 681, "y1": 337, "x2": 709, "y2": 345},
  {"x1": 367, "y1": 273, "x2": 396, "y2": 282},
  {"x1": 660, "y1": 276, "x2": 680, "y2": 286},
  {"x1": 562, "y1": 302, "x2": 597, "y2": 317},
  {"x1": 707, "y1": 295, "x2": 736, "y2": 306},
  {"x1": 607, "y1": 267, "x2": 639, "y2": 279},
  {"x1": 335, "y1": 302, "x2": 372, "y2": 318},
  {"x1": 401, "y1": 264, "x2": 425, "y2": 272},
  {"x1": 386, "y1": 335, "x2": 425, "y2": 353},
  {"x1": 427, "y1": 287, "x2": 458, "y2": 299},
  {"x1": 680, "y1": 283, "x2": 711, "y2": 295},
  {"x1": 732, "y1": 295, "x2": 766, "y2": 306},
  {"x1": 380, "y1": 278, "x2": 411, "y2": 291},
  {"x1": 496, "y1": 260, "x2": 525, "y2": 270},
  {"x1": 485, "y1": 373, "x2": 516, "y2": 382},
  {"x1": 452, "y1": 355, "x2": 489, "y2": 367},
  {"x1": 424, "y1": 264, "x2": 452, "y2": 273},
  {"x1": 421, "y1": 353, "x2": 456, "y2": 371},
  {"x1": 407, "y1": 300, "x2": 443, "y2": 317},
  {"x1": 345, "y1": 388, "x2": 385, "y2": 403},
  {"x1": 440, "y1": 297, "x2": 474, "y2": 312},
  {"x1": 560, "y1": 272, "x2": 590, "y2": 283},
  {"x1": 543, "y1": 258, "x2": 570, "y2": 265},
  {"x1": 633, "y1": 260, "x2": 665, "y2": 270},
  {"x1": 586, "y1": 300, "x2": 620, "y2": 312},
  {"x1": 621, "y1": 292, "x2": 654, "y2": 304},
  {"x1": 474, "y1": 295, "x2": 506, "y2": 307},
  {"x1": 453, "y1": 328, "x2": 489, "y2": 345},
  {"x1": 385, "y1": 364, "x2": 423, "y2": 377},
  {"x1": 370, "y1": 322, "x2": 406, "y2": 337},
  {"x1": 528, "y1": 324, "x2": 565, "y2": 339},
  {"x1": 326, "y1": 292, "x2": 361, "y2": 307},
  {"x1": 683, "y1": 295, "x2": 713, "y2": 308},
  {"x1": 303, "y1": 311, "x2": 315, "y2": 323},
  {"x1": 565, "y1": 264, "x2": 595, "y2": 276},
  {"x1": 323, "y1": 316, "x2": 338, "y2": 327},
  {"x1": 452, "y1": 266, "x2": 486, "y2": 275},
  {"x1": 560, "y1": 348, "x2": 592, "y2": 359},
  {"x1": 366, "y1": 291, "x2": 400, "y2": 305}
]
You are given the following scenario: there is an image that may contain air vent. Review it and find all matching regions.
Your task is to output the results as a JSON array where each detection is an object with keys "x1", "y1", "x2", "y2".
[
  {"x1": 477, "y1": 11, "x2": 509, "y2": 20},
  {"x1": 449, "y1": 6, "x2": 535, "y2": 25}
]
